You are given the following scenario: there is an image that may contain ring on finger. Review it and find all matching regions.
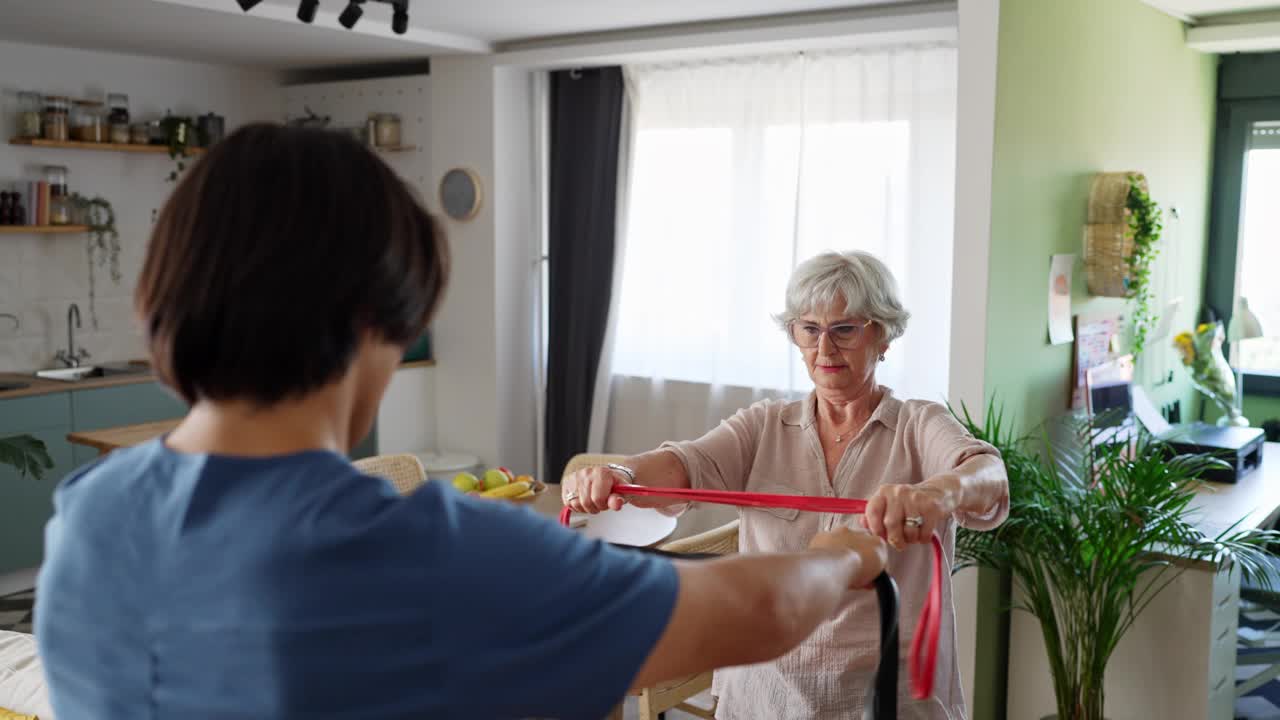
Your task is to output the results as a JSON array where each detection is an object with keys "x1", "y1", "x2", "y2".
[
  {"x1": 564, "y1": 492, "x2": 578, "y2": 502},
  {"x1": 904, "y1": 515, "x2": 925, "y2": 529}
]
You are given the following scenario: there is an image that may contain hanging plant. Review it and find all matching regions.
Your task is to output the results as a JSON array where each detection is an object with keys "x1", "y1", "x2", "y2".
[
  {"x1": 71, "y1": 194, "x2": 121, "y2": 330},
  {"x1": 161, "y1": 113, "x2": 194, "y2": 182},
  {"x1": 1124, "y1": 174, "x2": 1163, "y2": 355}
]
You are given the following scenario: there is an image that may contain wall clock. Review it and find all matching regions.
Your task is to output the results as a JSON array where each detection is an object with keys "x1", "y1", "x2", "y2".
[{"x1": 439, "y1": 167, "x2": 482, "y2": 221}]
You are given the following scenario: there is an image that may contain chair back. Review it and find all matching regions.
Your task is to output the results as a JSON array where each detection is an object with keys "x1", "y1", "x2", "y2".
[{"x1": 354, "y1": 453, "x2": 427, "y2": 496}]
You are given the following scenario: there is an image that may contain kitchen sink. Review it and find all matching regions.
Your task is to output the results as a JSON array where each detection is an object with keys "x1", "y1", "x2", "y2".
[{"x1": 35, "y1": 363, "x2": 151, "y2": 383}]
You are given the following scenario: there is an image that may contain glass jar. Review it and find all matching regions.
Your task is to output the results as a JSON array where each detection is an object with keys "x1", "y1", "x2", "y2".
[
  {"x1": 130, "y1": 122, "x2": 150, "y2": 145},
  {"x1": 71, "y1": 101, "x2": 107, "y2": 143},
  {"x1": 372, "y1": 113, "x2": 401, "y2": 147},
  {"x1": 44, "y1": 165, "x2": 71, "y2": 226},
  {"x1": 107, "y1": 93, "x2": 130, "y2": 144},
  {"x1": 43, "y1": 96, "x2": 70, "y2": 142},
  {"x1": 16, "y1": 92, "x2": 42, "y2": 139}
]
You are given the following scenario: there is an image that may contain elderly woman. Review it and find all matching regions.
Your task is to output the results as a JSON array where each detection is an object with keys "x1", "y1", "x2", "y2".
[{"x1": 563, "y1": 250, "x2": 1009, "y2": 720}]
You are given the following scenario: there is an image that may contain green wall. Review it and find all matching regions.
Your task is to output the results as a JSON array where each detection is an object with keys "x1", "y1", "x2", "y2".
[
  {"x1": 984, "y1": 0, "x2": 1216, "y2": 430},
  {"x1": 973, "y1": 2, "x2": 1219, "y2": 718}
]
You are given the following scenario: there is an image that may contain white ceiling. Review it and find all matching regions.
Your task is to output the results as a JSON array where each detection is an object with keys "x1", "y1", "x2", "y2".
[
  {"x1": 0, "y1": 0, "x2": 907, "y2": 70},
  {"x1": 1144, "y1": 0, "x2": 1280, "y2": 21}
]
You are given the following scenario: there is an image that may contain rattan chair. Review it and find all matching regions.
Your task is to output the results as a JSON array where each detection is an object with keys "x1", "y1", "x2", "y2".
[
  {"x1": 565, "y1": 454, "x2": 735, "y2": 720},
  {"x1": 353, "y1": 453, "x2": 427, "y2": 496}
]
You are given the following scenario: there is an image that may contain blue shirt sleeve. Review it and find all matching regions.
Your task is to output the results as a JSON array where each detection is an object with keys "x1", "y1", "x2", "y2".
[{"x1": 418, "y1": 486, "x2": 679, "y2": 720}]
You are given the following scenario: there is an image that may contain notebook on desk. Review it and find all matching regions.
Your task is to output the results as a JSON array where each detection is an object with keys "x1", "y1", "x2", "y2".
[{"x1": 1084, "y1": 355, "x2": 1265, "y2": 482}]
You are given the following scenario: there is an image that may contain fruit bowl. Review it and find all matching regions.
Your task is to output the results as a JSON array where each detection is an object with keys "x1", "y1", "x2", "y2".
[{"x1": 451, "y1": 467, "x2": 545, "y2": 502}]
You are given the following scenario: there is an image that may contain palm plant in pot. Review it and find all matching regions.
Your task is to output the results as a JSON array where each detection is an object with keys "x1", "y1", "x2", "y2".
[{"x1": 953, "y1": 400, "x2": 1278, "y2": 720}]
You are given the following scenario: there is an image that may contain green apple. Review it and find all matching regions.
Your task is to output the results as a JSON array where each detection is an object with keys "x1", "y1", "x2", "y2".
[
  {"x1": 452, "y1": 472, "x2": 479, "y2": 492},
  {"x1": 482, "y1": 469, "x2": 509, "y2": 491}
]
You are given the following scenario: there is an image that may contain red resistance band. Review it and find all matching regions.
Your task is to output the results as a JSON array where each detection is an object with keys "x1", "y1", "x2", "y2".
[{"x1": 558, "y1": 483, "x2": 943, "y2": 700}]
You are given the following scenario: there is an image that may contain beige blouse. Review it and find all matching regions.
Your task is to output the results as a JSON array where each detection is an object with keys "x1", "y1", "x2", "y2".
[{"x1": 660, "y1": 388, "x2": 1005, "y2": 720}]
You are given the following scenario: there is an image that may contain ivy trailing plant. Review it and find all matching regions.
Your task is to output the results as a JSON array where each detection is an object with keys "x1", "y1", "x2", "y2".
[
  {"x1": 1124, "y1": 174, "x2": 1163, "y2": 355},
  {"x1": 0, "y1": 435, "x2": 53, "y2": 481},
  {"x1": 161, "y1": 113, "x2": 194, "y2": 182},
  {"x1": 70, "y1": 194, "x2": 121, "y2": 330}
]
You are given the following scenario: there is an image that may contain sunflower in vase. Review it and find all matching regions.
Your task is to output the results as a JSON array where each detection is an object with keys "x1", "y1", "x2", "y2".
[{"x1": 1173, "y1": 322, "x2": 1243, "y2": 426}]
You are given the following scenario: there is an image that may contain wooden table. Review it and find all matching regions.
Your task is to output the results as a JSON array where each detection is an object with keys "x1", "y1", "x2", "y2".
[{"x1": 66, "y1": 418, "x2": 181, "y2": 456}]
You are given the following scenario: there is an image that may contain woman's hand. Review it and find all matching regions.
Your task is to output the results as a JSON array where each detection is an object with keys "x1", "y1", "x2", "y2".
[
  {"x1": 808, "y1": 527, "x2": 888, "y2": 588},
  {"x1": 561, "y1": 466, "x2": 628, "y2": 515},
  {"x1": 862, "y1": 477, "x2": 959, "y2": 549}
]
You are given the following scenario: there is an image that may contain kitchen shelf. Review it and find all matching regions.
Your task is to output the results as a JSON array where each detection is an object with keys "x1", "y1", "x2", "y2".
[
  {"x1": 9, "y1": 137, "x2": 206, "y2": 156},
  {"x1": 0, "y1": 225, "x2": 89, "y2": 235}
]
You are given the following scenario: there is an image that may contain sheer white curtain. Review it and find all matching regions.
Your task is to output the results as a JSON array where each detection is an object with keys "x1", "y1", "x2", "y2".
[{"x1": 597, "y1": 45, "x2": 958, "y2": 452}]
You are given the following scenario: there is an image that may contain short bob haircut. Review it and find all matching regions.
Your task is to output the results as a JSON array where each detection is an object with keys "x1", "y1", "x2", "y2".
[
  {"x1": 136, "y1": 124, "x2": 448, "y2": 406},
  {"x1": 774, "y1": 251, "x2": 911, "y2": 343}
]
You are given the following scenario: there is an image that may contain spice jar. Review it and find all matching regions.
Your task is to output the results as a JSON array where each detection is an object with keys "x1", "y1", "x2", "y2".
[
  {"x1": 371, "y1": 113, "x2": 401, "y2": 148},
  {"x1": 130, "y1": 123, "x2": 150, "y2": 145},
  {"x1": 43, "y1": 96, "x2": 70, "y2": 142},
  {"x1": 16, "y1": 92, "x2": 42, "y2": 139},
  {"x1": 72, "y1": 101, "x2": 107, "y2": 143},
  {"x1": 108, "y1": 93, "x2": 130, "y2": 144},
  {"x1": 44, "y1": 165, "x2": 71, "y2": 226}
]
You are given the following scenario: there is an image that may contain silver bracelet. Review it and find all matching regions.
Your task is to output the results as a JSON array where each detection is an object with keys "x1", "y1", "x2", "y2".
[{"x1": 605, "y1": 463, "x2": 636, "y2": 483}]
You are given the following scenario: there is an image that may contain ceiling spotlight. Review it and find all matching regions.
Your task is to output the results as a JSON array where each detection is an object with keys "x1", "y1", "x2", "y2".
[
  {"x1": 236, "y1": 0, "x2": 263, "y2": 10},
  {"x1": 338, "y1": 0, "x2": 365, "y2": 29},
  {"x1": 297, "y1": 0, "x2": 319, "y2": 23}
]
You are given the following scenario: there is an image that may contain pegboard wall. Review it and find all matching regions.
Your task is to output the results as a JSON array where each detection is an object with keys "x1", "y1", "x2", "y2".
[{"x1": 282, "y1": 74, "x2": 431, "y2": 205}]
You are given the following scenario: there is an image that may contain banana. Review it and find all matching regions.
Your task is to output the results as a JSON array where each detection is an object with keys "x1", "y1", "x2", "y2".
[
  {"x1": 481, "y1": 481, "x2": 531, "y2": 499},
  {"x1": 514, "y1": 489, "x2": 536, "y2": 499}
]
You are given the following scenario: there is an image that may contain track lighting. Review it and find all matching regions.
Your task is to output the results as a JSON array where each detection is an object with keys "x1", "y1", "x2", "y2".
[
  {"x1": 236, "y1": 0, "x2": 410, "y2": 35},
  {"x1": 297, "y1": 0, "x2": 319, "y2": 23},
  {"x1": 391, "y1": 3, "x2": 408, "y2": 34},
  {"x1": 338, "y1": 0, "x2": 364, "y2": 29}
]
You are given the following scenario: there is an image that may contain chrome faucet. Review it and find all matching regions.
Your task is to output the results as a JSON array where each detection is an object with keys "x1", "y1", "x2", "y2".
[{"x1": 55, "y1": 303, "x2": 90, "y2": 368}]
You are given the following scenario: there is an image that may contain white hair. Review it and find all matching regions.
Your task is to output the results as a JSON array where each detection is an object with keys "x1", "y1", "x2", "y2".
[{"x1": 774, "y1": 251, "x2": 911, "y2": 342}]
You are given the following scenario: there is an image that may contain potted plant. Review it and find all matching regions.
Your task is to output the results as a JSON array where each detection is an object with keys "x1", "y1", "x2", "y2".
[
  {"x1": 161, "y1": 113, "x2": 194, "y2": 182},
  {"x1": 953, "y1": 399, "x2": 1277, "y2": 720},
  {"x1": 0, "y1": 435, "x2": 53, "y2": 481},
  {"x1": 70, "y1": 194, "x2": 121, "y2": 330},
  {"x1": 1083, "y1": 173, "x2": 1164, "y2": 355}
]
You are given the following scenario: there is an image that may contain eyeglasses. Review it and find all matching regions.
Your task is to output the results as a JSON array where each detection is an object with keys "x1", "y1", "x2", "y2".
[{"x1": 788, "y1": 319, "x2": 875, "y2": 349}]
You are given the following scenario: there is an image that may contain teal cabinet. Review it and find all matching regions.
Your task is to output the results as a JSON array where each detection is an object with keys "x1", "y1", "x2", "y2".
[
  {"x1": 0, "y1": 382, "x2": 188, "y2": 574},
  {"x1": 69, "y1": 383, "x2": 187, "y2": 466},
  {"x1": 0, "y1": 393, "x2": 73, "y2": 574},
  {"x1": 70, "y1": 383, "x2": 187, "y2": 431},
  {"x1": 351, "y1": 425, "x2": 378, "y2": 461}
]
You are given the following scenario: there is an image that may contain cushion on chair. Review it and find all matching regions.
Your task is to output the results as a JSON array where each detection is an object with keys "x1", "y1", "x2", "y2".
[{"x1": 0, "y1": 631, "x2": 54, "y2": 719}]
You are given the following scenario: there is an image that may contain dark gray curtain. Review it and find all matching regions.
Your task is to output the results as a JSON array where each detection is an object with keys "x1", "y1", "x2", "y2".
[{"x1": 544, "y1": 67, "x2": 625, "y2": 482}]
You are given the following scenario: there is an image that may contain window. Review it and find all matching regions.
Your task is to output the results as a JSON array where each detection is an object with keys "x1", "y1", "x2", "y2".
[
  {"x1": 610, "y1": 47, "x2": 958, "y2": 402},
  {"x1": 1238, "y1": 121, "x2": 1280, "y2": 372}
]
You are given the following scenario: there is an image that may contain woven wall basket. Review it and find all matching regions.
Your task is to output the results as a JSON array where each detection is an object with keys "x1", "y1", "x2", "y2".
[
  {"x1": 1083, "y1": 223, "x2": 1134, "y2": 297},
  {"x1": 1083, "y1": 171, "x2": 1147, "y2": 297}
]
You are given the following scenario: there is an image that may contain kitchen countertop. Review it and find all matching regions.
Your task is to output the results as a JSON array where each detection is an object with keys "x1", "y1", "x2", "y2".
[
  {"x1": 0, "y1": 366, "x2": 157, "y2": 400},
  {"x1": 0, "y1": 359, "x2": 437, "y2": 401}
]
